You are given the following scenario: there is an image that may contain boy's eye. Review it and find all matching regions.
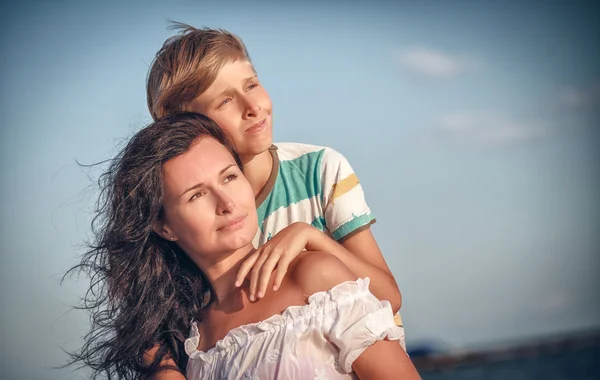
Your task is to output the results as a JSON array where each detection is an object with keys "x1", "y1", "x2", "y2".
[{"x1": 218, "y1": 98, "x2": 233, "y2": 107}]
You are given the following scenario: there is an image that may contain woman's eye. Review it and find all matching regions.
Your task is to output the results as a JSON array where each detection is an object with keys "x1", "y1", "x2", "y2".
[
  {"x1": 247, "y1": 83, "x2": 258, "y2": 91},
  {"x1": 189, "y1": 191, "x2": 205, "y2": 201},
  {"x1": 224, "y1": 174, "x2": 238, "y2": 183}
]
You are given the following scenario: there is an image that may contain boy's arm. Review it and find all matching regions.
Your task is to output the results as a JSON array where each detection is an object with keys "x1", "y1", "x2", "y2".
[
  {"x1": 341, "y1": 227, "x2": 395, "y2": 277},
  {"x1": 321, "y1": 148, "x2": 401, "y2": 313},
  {"x1": 341, "y1": 228, "x2": 401, "y2": 311},
  {"x1": 306, "y1": 226, "x2": 401, "y2": 313}
]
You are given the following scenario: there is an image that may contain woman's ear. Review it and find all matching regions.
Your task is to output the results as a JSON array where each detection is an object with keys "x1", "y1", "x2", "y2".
[{"x1": 152, "y1": 220, "x2": 177, "y2": 242}]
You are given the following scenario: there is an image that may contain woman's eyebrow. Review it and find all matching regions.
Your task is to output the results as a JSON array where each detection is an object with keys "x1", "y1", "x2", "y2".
[{"x1": 180, "y1": 164, "x2": 237, "y2": 196}]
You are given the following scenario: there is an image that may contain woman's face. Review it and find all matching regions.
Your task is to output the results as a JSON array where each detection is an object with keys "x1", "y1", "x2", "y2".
[{"x1": 156, "y1": 137, "x2": 257, "y2": 263}]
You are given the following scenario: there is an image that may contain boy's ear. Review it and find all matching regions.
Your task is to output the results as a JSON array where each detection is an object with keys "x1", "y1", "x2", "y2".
[{"x1": 152, "y1": 220, "x2": 177, "y2": 242}]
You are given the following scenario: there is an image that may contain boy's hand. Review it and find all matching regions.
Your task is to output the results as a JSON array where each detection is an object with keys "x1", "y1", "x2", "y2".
[{"x1": 235, "y1": 222, "x2": 317, "y2": 301}]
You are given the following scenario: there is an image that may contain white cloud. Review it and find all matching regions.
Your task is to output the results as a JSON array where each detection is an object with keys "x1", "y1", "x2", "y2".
[
  {"x1": 434, "y1": 111, "x2": 546, "y2": 145},
  {"x1": 394, "y1": 48, "x2": 478, "y2": 79}
]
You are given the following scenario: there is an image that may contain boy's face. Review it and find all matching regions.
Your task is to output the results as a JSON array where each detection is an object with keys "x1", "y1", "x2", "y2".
[{"x1": 186, "y1": 60, "x2": 273, "y2": 161}]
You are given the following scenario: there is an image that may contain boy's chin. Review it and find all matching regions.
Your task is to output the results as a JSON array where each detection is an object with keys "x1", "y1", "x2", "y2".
[{"x1": 241, "y1": 140, "x2": 273, "y2": 158}]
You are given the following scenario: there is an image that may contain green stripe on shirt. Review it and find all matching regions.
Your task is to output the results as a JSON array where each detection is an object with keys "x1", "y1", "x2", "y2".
[
  {"x1": 257, "y1": 150, "x2": 324, "y2": 229},
  {"x1": 331, "y1": 212, "x2": 375, "y2": 241}
]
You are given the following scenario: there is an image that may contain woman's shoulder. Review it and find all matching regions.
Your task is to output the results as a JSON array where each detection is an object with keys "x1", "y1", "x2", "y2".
[{"x1": 288, "y1": 251, "x2": 357, "y2": 298}]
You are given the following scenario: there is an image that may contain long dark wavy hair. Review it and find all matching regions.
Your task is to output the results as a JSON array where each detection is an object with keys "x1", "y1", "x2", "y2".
[{"x1": 65, "y1": 112, "x2": 243, "y2": 379}]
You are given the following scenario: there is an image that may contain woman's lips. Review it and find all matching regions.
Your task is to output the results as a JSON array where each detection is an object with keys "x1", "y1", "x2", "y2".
[{"x1": 218, "y1": 214, "x2": 247, "y2": 231}]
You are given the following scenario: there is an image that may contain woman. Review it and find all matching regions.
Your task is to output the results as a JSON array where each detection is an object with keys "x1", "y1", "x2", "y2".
[{"x1": 69, "y1": 112, "x2": 419, "y2": 380}]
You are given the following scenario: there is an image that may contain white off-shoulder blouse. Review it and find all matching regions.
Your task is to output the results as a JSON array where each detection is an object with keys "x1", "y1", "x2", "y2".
[{"x1": 184, "y1": 278, "x2": 406, "y2": 379}]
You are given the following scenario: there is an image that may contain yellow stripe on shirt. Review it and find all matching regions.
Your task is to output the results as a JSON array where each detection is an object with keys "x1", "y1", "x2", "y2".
[
  {"x1": 329, "y1": 173, "x2": 359, "y2": 205},
  {"x1": 394, "y1": 313, "x2": 403, "y2": 327}
]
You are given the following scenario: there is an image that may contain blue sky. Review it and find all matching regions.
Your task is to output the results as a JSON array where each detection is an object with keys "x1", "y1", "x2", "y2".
[{"x1": 1, "y1": 1, "x2": 599, "y2": 379}]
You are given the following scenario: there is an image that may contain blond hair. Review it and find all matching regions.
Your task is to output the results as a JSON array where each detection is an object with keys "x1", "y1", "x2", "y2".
[{"x1": 146, "y1": 23, "x2": 251, "y2": 120}]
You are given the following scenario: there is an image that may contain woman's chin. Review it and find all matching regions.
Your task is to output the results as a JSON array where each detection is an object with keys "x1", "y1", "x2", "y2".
[{"x1": 221, "y1": 234, "x2": 255, "y2": 252}]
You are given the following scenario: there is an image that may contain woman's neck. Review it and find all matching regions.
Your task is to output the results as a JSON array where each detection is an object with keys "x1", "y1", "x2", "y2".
[{"x1": 201, "y1": 245, "x2": 255, "y2": 303}]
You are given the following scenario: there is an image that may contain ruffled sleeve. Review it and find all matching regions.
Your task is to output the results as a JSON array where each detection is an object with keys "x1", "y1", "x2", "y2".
[{"x1": 309, "y1": 277, "x2": 405, "y2": 373}]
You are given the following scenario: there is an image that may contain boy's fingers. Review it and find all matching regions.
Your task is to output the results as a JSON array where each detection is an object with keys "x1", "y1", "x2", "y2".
[
  {"x1": 272, "y1": 259, "x2": 290, "y2": 291},
  {"x1": 257, "y1": 252, "x2": 281, "y2": 298},
  {"x1": 236, "y1": 252, "x2": 259, "y2": 286},
  {"x1": 249, "y1": 249, "x2": 270, "y2": 301}
]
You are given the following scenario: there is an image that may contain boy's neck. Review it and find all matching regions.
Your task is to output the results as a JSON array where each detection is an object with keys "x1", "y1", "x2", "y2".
[{"x1": 241, "y1": 149, "x2": 274, "y2": 198}]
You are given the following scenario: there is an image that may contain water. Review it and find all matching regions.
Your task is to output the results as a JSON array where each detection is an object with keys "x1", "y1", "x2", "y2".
[{"x1": 419, "y1": 344, "x2": 600, "y2": 380}]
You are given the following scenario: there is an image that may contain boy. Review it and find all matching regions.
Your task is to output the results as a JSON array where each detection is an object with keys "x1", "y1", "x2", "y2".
[{"x1": 146, "y1": 24, "x2": 404, "y2": 331}]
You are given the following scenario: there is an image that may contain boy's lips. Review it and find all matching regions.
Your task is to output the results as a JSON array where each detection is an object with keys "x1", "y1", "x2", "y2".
[{"x1": 245, "y1": 118, "x2": 266, "y2": 133}]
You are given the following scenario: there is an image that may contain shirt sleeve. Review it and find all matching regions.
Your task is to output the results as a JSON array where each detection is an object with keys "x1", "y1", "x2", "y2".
[
  {"x1": 320, "y1": 147, "x2": 376, "y2": 241},
  {"x1": 313, "y1": 278, "x2": 405, "y2": 373}
]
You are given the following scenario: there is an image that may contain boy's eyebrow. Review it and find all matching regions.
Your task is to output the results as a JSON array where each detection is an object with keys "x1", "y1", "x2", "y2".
[
  {"x1": 213, "y1": 74, "x2": 258, "y2": 102},
  {"x1": 180, "y1": 164, "x2": 237, "y2": 196},
  {"x1": 242, "y1": 74, "x2": 258, "y2": 84},
  {"x1": 215, "y1": 85, "x2": 234, "y2": 99}
]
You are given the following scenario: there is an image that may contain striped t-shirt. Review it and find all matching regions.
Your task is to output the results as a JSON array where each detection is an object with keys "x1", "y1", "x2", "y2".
[
  {"x1": 252, "y1": 143, "x2": 405, "y2": 341},
  {"x1": 252, "y1": 143, "x2": 375, "y2": 247}
]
